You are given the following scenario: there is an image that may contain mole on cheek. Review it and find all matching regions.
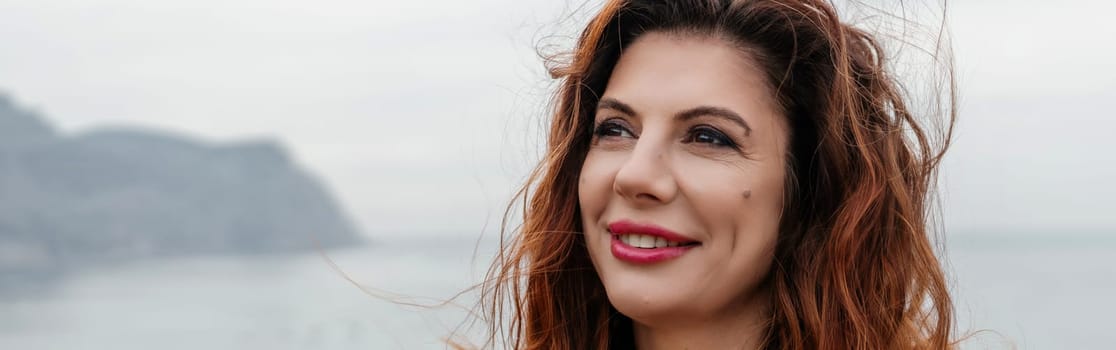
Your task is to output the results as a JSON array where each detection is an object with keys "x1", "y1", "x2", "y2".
[{"x1": 742, "y1": 190, "x2": 752, "y2": 199}]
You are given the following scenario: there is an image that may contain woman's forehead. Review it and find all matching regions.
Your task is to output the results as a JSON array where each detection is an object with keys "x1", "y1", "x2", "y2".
[{"x1": 600, "y1": 32, "x2": 780, "y2": 124}]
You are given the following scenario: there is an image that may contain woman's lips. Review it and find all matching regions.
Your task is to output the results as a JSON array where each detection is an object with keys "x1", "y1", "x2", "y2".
[
  {"x1": 607, "y1": 220, "x2": 699, "y2": 264},
  {"x1": 607, "y1": 220, "x2": 698, "y2": 243}
]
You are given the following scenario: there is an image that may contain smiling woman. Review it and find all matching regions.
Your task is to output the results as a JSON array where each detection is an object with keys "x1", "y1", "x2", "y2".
[
  {"x1": 578, "y1": 33, "x2": 792, "y2": 349},
  {"x1": 477, "y1": 0, "x2": 958, "y2": 349}
]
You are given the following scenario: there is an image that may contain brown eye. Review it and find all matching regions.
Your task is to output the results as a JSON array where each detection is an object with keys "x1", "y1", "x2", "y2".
[
  {"x1": 684, "y1": 126, "x2": 737, "y2": 148},
  {"x1": 594, "y1": 120, "x2": 634, "y2": 138}
]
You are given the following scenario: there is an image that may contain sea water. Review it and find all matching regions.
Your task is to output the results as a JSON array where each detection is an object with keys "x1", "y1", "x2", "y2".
[{"x1": 0, "y1": 234, "x2": 1112, "y2": 349}]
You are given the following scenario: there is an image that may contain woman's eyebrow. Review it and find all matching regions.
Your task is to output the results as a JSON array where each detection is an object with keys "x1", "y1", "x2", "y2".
[
  {"x1": 598, "y1": 97, "x2": 752, "y2": 136},
  {"x1": 676, "y1": 106, "x2": 752, "y2": 136},
  {"x1": 597, "y1": 97, "x2": 636, "y2": 116}
]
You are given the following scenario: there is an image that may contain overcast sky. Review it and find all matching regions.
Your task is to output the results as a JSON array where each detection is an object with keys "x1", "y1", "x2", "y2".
[{"x1": 1, "y1": 0, "x2": 1112, "y2": 237}]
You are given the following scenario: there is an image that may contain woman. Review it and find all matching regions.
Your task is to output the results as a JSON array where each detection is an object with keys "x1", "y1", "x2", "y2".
[{"x1": 478, "y1": 0, "x2": 958, "y2": 348}]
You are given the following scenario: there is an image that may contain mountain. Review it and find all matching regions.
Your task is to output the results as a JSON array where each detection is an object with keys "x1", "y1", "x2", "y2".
[{"x1": 0, "y1": 93, "x2": 363, "y2": 278}]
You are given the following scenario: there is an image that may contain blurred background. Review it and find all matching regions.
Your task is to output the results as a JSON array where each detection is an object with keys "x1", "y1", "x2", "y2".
[{"x1": 0, "y1": 0, "x2": 1113, "y2": 349}]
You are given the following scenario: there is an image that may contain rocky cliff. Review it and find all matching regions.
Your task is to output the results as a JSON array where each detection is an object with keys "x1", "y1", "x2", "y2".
[{"x1": 0, "y1": 93, "x2": 363, "y2": 278}]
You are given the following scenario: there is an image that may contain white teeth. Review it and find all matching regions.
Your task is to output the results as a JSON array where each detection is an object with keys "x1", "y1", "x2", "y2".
[
  {"x1": 618, "y1": 234, "x2": 680, "y2": 249},
  {"x1": 630, "y1": 235, "x2": 641, "y2": 248}
]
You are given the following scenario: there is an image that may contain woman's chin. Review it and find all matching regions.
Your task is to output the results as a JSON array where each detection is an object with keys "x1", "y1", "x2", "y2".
[{"x1": 603, "y1": 282, "x2": 701, "y2": 325}]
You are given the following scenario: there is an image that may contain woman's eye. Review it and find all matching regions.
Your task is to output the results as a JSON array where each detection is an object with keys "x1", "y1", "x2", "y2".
[
  {"x1": 685, "y1": 126, "x2": 737, "y2": 148},
  {"x1": 594, "y1": 121, "x2": 634, "y2": 138}
]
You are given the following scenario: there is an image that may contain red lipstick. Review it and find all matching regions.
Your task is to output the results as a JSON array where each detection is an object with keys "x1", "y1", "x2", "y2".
[{"x1": 607, "y1": 220, "x2": 699, "y2": 264}]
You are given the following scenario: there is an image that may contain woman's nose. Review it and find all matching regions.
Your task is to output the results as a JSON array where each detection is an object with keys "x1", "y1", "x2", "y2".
[{"x1": 612, "y1": 138, "x2": 679, "y2": 207}]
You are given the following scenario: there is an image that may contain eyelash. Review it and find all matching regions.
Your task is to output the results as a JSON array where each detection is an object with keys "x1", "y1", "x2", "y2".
[
  {"x1": 684, "y1": 125, "x2": 738, "y2": 149},
  {"x1": 592, "y1": 120, "x2": 739, "y2": 150},
  {"x1": 593, "y1": 120, "x2": 633, "y2": 138}
]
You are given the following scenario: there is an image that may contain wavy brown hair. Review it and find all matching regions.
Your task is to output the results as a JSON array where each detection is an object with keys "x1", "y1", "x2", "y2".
[{"x1": 477, "y1": 0, "x2": 958, "y2": 349}]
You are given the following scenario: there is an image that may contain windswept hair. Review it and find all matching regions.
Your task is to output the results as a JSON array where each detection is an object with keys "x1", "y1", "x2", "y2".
[{"x1": 477, "y1": 0, "x2": 958, "y2": 349}]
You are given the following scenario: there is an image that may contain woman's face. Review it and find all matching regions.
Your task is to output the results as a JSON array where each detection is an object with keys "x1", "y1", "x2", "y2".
[{"x1": 578, "y1": 32, "x2": 790, "y2": 326}]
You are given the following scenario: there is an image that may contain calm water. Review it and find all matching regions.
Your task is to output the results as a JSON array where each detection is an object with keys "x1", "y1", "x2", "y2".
[{"x1": 0, "y1": 235, "x2": 1113, "y2": 349}]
